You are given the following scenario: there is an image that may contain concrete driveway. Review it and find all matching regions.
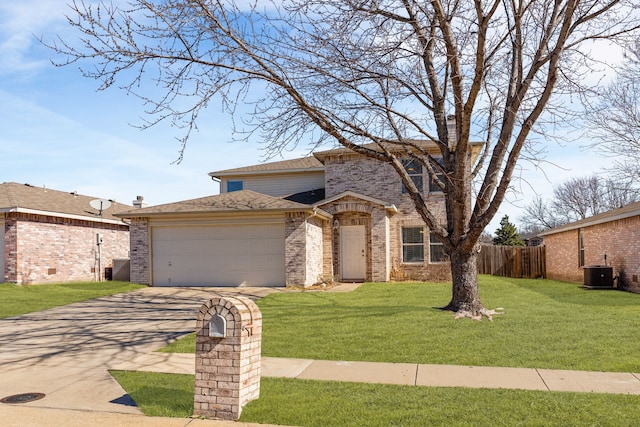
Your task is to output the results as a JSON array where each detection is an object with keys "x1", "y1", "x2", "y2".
[{"x1": 0, "y1": 286, "x2": 276, "y2": 415}]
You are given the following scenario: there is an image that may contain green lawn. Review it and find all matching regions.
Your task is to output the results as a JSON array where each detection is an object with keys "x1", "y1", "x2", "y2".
[
  {"x1": 11, "y1": 276, "x2": 635, "y2": 425},
  {"x1": 0, "y1": 281, "x2": 145, "y2": 318},
  {"x1": 114, "y1": 277, "x2": 640, "y2": 425},
  {"x1": 161, "y1": 276, "x2": 640, "y2": 372},
  {"x1": 112, "y1": 372, "x2": 640, "y2": 426}
]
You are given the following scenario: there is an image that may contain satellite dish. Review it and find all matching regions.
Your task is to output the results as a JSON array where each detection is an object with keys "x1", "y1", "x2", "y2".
[{"x1": 89, "y1": 199, "x2": 112, "y2": 216}]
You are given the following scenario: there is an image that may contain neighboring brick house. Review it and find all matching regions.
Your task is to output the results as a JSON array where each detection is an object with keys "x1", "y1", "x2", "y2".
[
  {"x1": 117, "y1": 141, "x2": 482, "y2": 287},
  {"x1": 1, "y1": 182, "x2": 131, "y2": 284},
  {"x1": 539, "y1": 201, "x2": 640, "y2": 293}
]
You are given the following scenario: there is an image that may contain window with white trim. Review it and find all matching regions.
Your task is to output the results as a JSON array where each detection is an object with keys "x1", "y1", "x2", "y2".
[
  {"x1": 402, "y1": 227, "x2": 424, "y2": 263},
  {"x1": 429, "y1": 233, "x2": 448, "y2": 263}
]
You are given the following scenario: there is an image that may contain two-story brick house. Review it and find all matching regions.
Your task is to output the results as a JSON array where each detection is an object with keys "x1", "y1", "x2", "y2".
[{"x1": 118, "y1": 141, "x2": 481, "y2": 287}]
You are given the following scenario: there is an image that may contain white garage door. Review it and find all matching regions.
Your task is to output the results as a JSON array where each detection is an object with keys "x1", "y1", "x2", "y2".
[{"x1": 151, "y1": 223, "x2": 285, "y2": 287}]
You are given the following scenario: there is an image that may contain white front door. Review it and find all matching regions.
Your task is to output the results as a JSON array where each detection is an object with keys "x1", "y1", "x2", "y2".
[{"x1": 340, "y1": 225, "x2": 366, "y2": 281}]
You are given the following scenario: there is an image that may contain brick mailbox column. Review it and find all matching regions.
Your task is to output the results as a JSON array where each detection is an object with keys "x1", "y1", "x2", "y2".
[{"x1": 194, "y1": 295, "x2": 262, "y2": 420}]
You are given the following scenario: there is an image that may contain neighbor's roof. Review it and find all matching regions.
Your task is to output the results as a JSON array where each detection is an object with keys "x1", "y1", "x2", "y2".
[
  {"x1": 539, "y1": 201, "x2": 640, "y2": 236},
  {"x1": 209, "y1": 156, "x2": 324, "y2": 178},
  {"x1": 0, "y1": 182, "x2": 131, "y2": 224},
  {"x1": 115, "y1": 189, "x2": 332, "y2": 219}
]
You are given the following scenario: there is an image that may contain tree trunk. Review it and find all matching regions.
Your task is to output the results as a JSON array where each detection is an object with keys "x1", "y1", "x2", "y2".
[{"x1": 442, "y1": 246, "x2": 500, "y2": 320}]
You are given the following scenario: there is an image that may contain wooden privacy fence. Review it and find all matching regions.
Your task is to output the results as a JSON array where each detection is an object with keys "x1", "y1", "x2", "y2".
[{"x1": 477, "y1": 244, "x2": 546, "y2": 279}]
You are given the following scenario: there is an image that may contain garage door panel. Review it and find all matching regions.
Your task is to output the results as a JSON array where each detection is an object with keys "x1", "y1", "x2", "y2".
[{"x1": 152, "y1": 224, "x2": 285, "y2": 287}]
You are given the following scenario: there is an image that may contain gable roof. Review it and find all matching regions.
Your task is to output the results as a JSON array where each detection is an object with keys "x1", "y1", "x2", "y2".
[
  {"x1": 115, "y1": 189, "x2": 332, "y2": 219},
  {"x1": 539, "y1": 201, "x2": 640, "y2": 236},
  {"x1": 316, "y1": 191, "x2": 398, "y2": 214},
  {"x1": 0, "y1": 182, "x2": 131, "y2": 224},
  {"x1": 209, "y1": 156, "x2": 324, "y2": 178}
]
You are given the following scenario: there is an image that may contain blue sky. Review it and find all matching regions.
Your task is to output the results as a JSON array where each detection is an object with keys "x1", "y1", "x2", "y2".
[{"x1": 0, "y1": 1, "x2": 622, "y2": 233}]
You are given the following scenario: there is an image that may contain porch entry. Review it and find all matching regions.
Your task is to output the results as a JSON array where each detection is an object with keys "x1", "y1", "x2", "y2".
[{"x1": 340, "y1": 225, "x2": 366, "y2": 281}]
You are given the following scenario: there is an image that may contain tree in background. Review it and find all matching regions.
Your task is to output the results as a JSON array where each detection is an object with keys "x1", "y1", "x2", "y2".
[
  {"x1": 584, "y1": 39, "x2": 640, "y2": 181},
  {"x1": 48, "y1": 0, "x2": 640, "y2": 319},
  {"x1": 520, "y1": 175, "x2": 640, "y2": 231},
  {"x1": 493, "y1": 215, "x2": 524, "y2": 246}
]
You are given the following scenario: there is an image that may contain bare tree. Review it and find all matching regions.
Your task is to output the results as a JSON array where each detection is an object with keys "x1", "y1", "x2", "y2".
[
  {"x1": 48, "y1": 0, "x2": 640, "y2": 319},
  {"x1": 584, "y1": 40, "x2": 640, "y2": 181},
  {"x1": 520, "y1": 175, "x2": 640, "y2": 230},
  {"x1": 520, "y1": 196, "x2": 562, "y2": 232}
]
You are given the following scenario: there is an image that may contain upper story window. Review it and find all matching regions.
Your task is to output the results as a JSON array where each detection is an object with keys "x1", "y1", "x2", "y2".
[
  {"x1": 227, "y1": 180, "x2": 243, "y2": 192},
  {"x1": 402, "y1": 227, "x2": 424, "y2": 263},
  {"x1": 429, "y1": 158, "x2": 445, "y2": 193},
  {"x1": 402, "y1": 159, "x2": 423, "y2": 193}
]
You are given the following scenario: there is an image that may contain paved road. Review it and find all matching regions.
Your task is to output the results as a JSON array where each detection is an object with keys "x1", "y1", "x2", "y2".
[{"x1": 0, "y1": 287, "x2": 275, "y2": 414}]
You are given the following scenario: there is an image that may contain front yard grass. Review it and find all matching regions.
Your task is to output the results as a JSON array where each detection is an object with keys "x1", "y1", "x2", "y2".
[
  {"x1": 160, "y1": 276, "x2": 640, "y2": 372},
  {"x1": 112, "y1": 373, "x2": 640, "y2": 426},
  {"x1": 0, "y1": 281, "x2": 145, "y2": 318},
  {"x1": 116, "y1": 276, "x2": 640, "y2": 425}
]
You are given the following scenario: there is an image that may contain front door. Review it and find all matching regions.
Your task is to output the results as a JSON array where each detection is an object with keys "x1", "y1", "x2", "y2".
[{"x1": 340, "y1": 225, "x2": 366, "y2": 281}]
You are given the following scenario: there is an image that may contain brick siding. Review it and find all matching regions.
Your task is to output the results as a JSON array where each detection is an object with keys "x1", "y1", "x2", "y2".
[
  {"x1": 323, "y1": 156, "x2": 449, "y2": 282},
  {"x1": 3, "y1": 212, "x2": 129, "y2": 284},
  {"x1": 284, "y1": 212, "x2": 326, "y2": 286},
  {"x1": 129, "y1": 218, "x2": 150, "y2": 284},
  {"x1": 194, "y1": 296, "x2": 262, "y2": 420},
  {"x1": 545, "y1": 215, "x2": 640, "y2": 292}
]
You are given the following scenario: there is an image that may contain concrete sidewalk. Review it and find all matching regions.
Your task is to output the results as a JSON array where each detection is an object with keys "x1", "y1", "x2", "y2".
[
  {"x1": 110, "y1": 353, "x2": 640, "y2": 395},
  {"x1": 6, "y1": 353, "x2": 640, "y2": 427},
  {"x1": 5, "y1": 355, "x2": 639, "y2": 427}
]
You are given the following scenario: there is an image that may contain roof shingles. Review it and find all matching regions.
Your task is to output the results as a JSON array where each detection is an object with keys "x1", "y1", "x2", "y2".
[
  {"x1": 0, "y1": 182, "x2": 131, "y2": 222},
  {"x1": 116, "y1": 189, "x2": 321, "y2": 217},
  {"x1": 209, "y1": 156, "x2": 324, "y2": 177}
]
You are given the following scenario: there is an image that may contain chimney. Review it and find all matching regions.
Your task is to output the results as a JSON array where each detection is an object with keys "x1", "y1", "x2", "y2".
[
  {"x1": 446, "y1": 115, "x2": 457, "y2": 151},
  {"x1": 133, "y1": 195, "x2": 147, "y2": 209}
]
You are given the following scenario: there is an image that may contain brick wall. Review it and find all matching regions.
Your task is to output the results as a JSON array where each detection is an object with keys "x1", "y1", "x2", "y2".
[
  {"x1": 194, "y1": 296, "x2": 262, "y2": 420},
  {"x1": 544, "y1": 229, "x2": 580, "y2": 283},
  {"x1": 545, "y1": 215, "x2": 640, "y2": 291},
  {"x1": 284, "y1": 212, "x2": 326, "y2": 287},
  {"x1": 325, "y1": 155, "x2": 399, "y2": 201},
  {"x1": 129, "y1": 218, "x2": 150, "y2": 284},
  {"x1": 4, "y1": 213, "x2": 129, "y2": 284},
  {"x1": 323, "y1": 156, "x2": 449, "y2": 282},
  {"x1": 285, "y1": 212, "x2": 306, "y2": 286},
  {"x1": 305, "y1": 215, "x2": 324, "y2": 285},
  {"x1": 321, "y1": 220, "x2": 334, "y2": 281}
]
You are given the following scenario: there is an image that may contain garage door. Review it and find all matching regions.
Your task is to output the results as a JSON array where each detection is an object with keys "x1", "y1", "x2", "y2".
[{"x1": 151, "y1": 223, "x2": 285, "y2": 287}]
